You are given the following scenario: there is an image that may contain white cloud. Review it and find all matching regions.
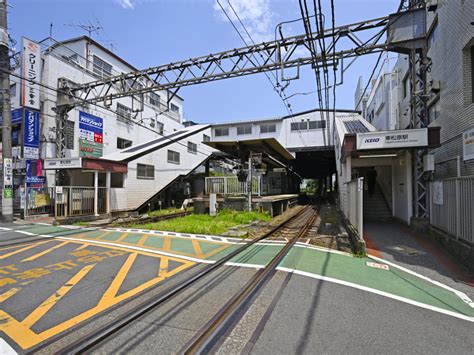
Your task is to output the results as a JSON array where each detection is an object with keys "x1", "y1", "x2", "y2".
[
  {"x1": 214, "y1": 0, "x2": 274, "y2": 43},
  {"x1": 116, "y1": 0, "x2": 135, "y2": 9}
]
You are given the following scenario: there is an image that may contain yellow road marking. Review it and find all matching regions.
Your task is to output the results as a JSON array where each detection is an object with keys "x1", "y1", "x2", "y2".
[
  {"x1": 137, "y1": 234, "x2": 149, "y2": 247},
  {"x1": 99, "y1": 253, "x2": 137, "y2": 304},
  {"x1": 21, "y1": 264, "x2": 95, "y2": 328},
  {"x1": 74, "y1": 243, "x2": 91, "y2": 251},
  {"x1": 115, "y1": 232, "x2": 130, "y2": 243},
  {"x1": 95, "y1": 231, "x2": 113, "y2": 240},
  {"x1": 202, "y1": 244, "x2": 232, "y2": 259},
  {"x1": 21, "y1": 241, "x2": 70, "y2": 262},
  {"x1": 0, "y1": 249, "x2": 193, "y2": 350},
  {"x1": 0, "y1": 241, "x2": 51, "y2": 260},
  {"x1": 0, "y1": 288, "x2": 21, "y2": 303},
  {"x1": 163, "y1": 236, "x2": 171, "y2": 252},
  {"x1": 159, "y1": 256, "x2": 169, "y2": 277},
  {"x1": 191, "y1": 239, "x2": 204, "y2": 258}
]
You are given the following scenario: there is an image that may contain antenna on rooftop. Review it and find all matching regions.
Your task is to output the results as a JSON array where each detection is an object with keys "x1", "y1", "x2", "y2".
[
  {"x1": 106, "y1": 40, "x2": 118, "y2": 52},
  {"x1": 64, "y1": 22, "x2": 102, "y2": 38}
]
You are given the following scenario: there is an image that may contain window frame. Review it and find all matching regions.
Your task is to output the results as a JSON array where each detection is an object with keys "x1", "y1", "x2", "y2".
[
  {"x1": 260, "y1": 123, "x2": 276, "y2": 134},
  {"x1": 170, "y1": 103, "x2": 180, "y2": 114},
  {"x1": 137, "y1": 163, "x2": 155, "y2": 179},
  {"x1": 203, "y1": 134, "x2": 210, "y2": 142},
  {"x1": 214, "y1": 127, "x2": 229, "y2": 137},
  {"x1": 187, "y1": 141, "x2": 197, "y2": 154},
  {"x1": 237, "y1": 125, "x2": 252, "y2": 135},
  {"x1": 117, "y1": 137, "x2": 133, "y2": 150},
  {"x1": 149, "y1": 92, "x2": 161, "y2": 107},
  {"x1": 117, "y1": 103, "x2": 132, "y2": 122},
  {"x1": 167, "y1": 149, "x2": 180, "y2": 164},
  {"x1": 92, "y1": 55, "x2": 112, "y2": 79}
]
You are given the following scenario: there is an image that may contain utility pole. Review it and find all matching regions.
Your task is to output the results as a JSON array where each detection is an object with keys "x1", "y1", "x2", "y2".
[{"x1": 0, "y1": 0, "x2": 13, "y2": 222}]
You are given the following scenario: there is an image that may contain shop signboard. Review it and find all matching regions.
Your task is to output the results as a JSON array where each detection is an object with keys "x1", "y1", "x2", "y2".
[
  {"x1": 462, "y1": 127, "x2": 474, "y2": 162},
  {"x1": 3, "y1": 158, "x2": 13, "y2": 198},
  {"x1": 23, "y1": 109, "x2": 40, "y2": 159},
  {"x1": 21, "y1": 38, "x2": 41, "y2": 110},
  {"x1": 79, "y1": 111, "x2": 103, "y2": 158},
  {"x1": 0, "y1": 108, "x2": 23, "y2": 125}
]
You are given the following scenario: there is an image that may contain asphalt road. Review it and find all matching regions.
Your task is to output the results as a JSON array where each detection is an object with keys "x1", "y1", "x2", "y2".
[{"x1": 0, "y1": 224, "x2": 472, "y2": 354}]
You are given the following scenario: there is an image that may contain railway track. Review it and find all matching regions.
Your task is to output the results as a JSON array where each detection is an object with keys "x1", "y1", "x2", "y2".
[{"x1": 38, "y1": 205, "x2": 317, "y2": 354}]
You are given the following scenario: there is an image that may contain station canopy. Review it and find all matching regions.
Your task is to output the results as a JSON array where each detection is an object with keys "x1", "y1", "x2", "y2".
[{"x1": 203, "y1": 138, "x2": 294, "y2": 168}]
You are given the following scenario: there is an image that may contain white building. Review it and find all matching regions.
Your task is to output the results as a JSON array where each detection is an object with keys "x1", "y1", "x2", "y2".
[{"x1": 9, "y1": 36, "x2": 213, "y2": 216}]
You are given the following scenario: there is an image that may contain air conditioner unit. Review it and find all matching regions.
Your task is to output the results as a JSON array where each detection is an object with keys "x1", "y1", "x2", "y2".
[{"x1": 427, "y1": 0, "x2": 438, "y2": 12}]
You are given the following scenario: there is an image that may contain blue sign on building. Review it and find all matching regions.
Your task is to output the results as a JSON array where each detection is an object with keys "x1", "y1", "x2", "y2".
[
  {"x1": 0, "y1": 108, "x2": 23, "y2": 125},
  {"x1": 23, "y1": 109, "x2": 40, "y2": 159}
]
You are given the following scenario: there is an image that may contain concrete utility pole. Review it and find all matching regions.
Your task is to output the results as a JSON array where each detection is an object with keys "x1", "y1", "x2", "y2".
[{"x1": 0, "y1": 0, "x2": 13, "y2": 222}]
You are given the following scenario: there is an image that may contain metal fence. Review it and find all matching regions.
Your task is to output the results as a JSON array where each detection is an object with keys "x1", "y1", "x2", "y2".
[
  {"x1": 205, "y1": 176, "x2": 261, "y2": 196},
  {"x1": 25, "y1": 187, "x2": 55, "y2": 216},
  {"x1": 430, "y1": 177, "x2": 474, "y2": 244},
  {"x1": 55, "y1": 186, "x2": 107, "y2": 218},
  {"x1": 345, "y1": 178, "x2": 364, "y2": 237}
]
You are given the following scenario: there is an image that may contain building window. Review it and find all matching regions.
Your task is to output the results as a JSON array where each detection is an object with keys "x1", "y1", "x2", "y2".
[
  {"x1": 402, "y1": 74, "x2": 410, "y2": 99},
  {"x1": 65, "y1": 120, "x2": 75, "y2": 149},
  {"x1": 117, "y1": 137, "x2": 132, "y2": 149},
  {"x1": 203, "y1": 134, "x2": 210, "y2": 142},
  {"x1": 188, "y1": 141, "x2": 197, "y2": 154},
  {"x1": 10, "y1": 83, "x2": 16, "y2": 97},
  {"x1": 214, "y1": 127, "x2": 229, "y2": 137},
  {"x1": 167, "y1": 150, "x2": 180, "y2": 164},
  {"x1": 428, "y1": 98, "x2": 441, "y2": 123},
  {"x1": 157, "y1": 121, "x2": 164, "y2": 135},
  {"x1": 237, "y1": 125, "x2": 252, "y2": 135},
  {"x1": 92, "y1": 55, "x2": 112, "y2": 79},
  {"x1": 290, "y1": 121, "x2": 308, "y2": 131},
  {"x1": 137, "y1": 164, "x2": 155, "y2": 179},
  {"x1": 117, "y1": 103, "x2": 132, "y2": 122},
  {"x1": 170, "y1": 103, "x2": 180, "y2": 114},
  {"x1": 260, "y1": 123, "x2": 276, "y2": 133},
  {"x1": 150, "y1": 92, "x2": 161, "y2": 107},
  {"x1": 308, "y1": 120, "x2": 326, "y2": 130},
  {"x1": 111, "y1": 173, "x2": 125, "y2": 188}
]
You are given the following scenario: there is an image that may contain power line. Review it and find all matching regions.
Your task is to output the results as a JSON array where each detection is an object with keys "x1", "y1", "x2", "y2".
[{"x1": 3, "y1": 69, "x2": 215, "y2": 157}]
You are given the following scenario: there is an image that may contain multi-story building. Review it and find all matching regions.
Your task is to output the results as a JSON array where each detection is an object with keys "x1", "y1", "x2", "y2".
[{"x1": 7, "y1": 36, "x2": 213, "y2": 217}]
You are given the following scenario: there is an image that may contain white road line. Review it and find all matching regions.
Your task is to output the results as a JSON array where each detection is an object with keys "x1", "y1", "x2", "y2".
[
  {"x1": 367, "y1": 254, "x2": 474, "y2": 308},
  {"x1": 0, "y1": 338, "x2": 17, "y2": 355},
  {"x1": 276, "y1": 266, "x2": 474, "y2": 323}
]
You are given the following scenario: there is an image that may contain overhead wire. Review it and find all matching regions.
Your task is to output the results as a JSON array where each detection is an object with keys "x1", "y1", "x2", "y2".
[{"x1": 3, "y1": 69, "x2": 216, "y2": 158}]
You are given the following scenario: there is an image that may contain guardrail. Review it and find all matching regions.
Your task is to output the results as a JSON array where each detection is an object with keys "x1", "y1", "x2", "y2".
[
  {"x1": 430, "y1": 177, "x2": 473, "y2": 244},
  {"x1": 205, "y1": 176, "x2": 260, "y2": 196}
]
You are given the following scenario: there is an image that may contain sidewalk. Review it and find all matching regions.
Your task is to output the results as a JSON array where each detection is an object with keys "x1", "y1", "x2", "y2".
[{"x1": 364, "y1": 221, "x2": 474, "y2": 299}]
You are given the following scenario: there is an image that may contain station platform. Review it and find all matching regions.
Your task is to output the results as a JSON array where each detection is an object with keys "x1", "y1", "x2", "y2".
[{"x1": 193, "y1": 194, "x2": 298, "y2": 216}]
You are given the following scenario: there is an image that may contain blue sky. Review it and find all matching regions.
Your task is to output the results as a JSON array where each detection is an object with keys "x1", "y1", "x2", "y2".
[{"x1": 8, "y1": 0, "x2": 399, "y2": 123}]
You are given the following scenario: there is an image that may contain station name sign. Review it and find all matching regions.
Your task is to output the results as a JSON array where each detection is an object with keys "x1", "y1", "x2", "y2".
[
  {"x1": 44, "y1": 158, "x2": 82, "y2": 170},
  {"x1": 356, "y1": 128, "x2": 428, "y2": 150}
]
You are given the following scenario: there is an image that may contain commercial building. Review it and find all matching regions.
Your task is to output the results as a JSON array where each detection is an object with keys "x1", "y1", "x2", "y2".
[{"x1": 6, "y1": 36, "x2": 213, "y2": 217}]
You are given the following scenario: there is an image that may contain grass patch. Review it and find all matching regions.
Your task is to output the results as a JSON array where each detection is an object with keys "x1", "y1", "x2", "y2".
[
  {"x1": 147, "y1": 207, "x2": 193, "y2": 217},
  {"x1": 72, "y1": 221, "x2": 89, "y2": 226},
  {"x1": 129, "y1": 208, "x2": 271, "y2": 235}
]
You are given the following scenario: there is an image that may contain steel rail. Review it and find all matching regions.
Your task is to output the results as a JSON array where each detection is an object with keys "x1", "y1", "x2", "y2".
[
  {"x1": 182, "y1": 208, "x2": 318, "y2": 354},
  {"x1": 55, "y1": 205, "x2": 312, "y2": 354}
]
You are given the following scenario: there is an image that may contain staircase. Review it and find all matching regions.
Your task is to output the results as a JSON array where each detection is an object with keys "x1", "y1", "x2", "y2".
[{"x1": 363, "y1": 183, "x2": 392, "y2": 221}]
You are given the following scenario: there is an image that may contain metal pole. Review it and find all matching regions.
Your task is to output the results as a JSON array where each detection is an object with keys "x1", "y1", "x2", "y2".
[
  {"x1": 248, "y1": 153, "x2": 252, "y2": 211},
  {"x1": 0, "y1": 0, "x2": 13, "y2": 222}
]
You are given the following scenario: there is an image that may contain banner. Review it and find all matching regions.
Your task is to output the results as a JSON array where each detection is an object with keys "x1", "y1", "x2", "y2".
[
  {"x1": 463, "y1": 127, "x2": 474, "y2": 162},
  {"x1": 23, "y1": 109, "x2": 40, "y2": 159},
  {"x1": 79, "y1": 111, "x2": 103, "y2": 158},
  {"x1": 0, "y1": 108, "x2": 23, "y2": 125},
  {"x1": 21, "y1": 38, "x2": 41, "y2": 110}
]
